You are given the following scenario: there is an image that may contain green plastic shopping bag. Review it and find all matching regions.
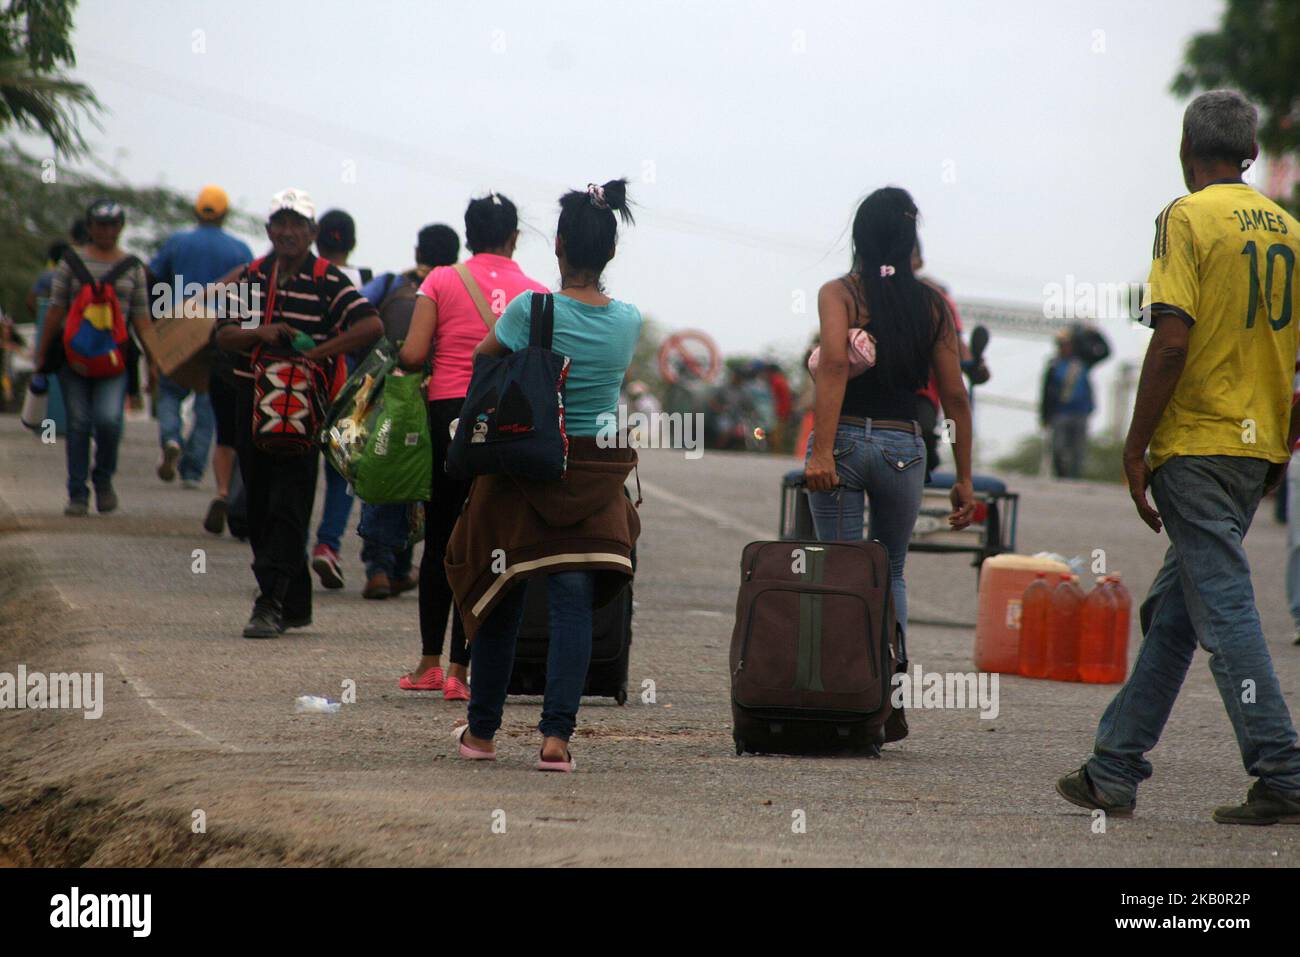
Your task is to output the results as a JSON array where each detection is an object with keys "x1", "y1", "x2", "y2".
[{"x1": 353, "y1": 371, "x2": 432, "y2": 504}]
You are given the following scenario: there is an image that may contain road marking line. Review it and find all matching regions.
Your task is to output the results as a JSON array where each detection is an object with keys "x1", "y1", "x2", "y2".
[
  {"x1": 636, "y1": 477, "x2": 953, "y2": 623},
  {"x1": 110, "y1": 652, "x2": 242, "y2": 753}
]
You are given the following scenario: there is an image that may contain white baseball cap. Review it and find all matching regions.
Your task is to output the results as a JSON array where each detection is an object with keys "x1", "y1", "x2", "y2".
[{"x1": 268, "y1": 187, "x2": 315, "y2": 221}]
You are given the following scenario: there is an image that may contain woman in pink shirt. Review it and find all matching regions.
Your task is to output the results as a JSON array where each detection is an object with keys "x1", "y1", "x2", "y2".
[{"x1": 397, "y1": 193, "x2": 547, "y2": 699}]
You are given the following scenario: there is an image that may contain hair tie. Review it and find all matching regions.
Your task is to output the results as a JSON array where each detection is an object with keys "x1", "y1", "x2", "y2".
[
  {"x1": 586, "y1": 183, "x2": 609, "y2": 210},
  {"x1": 880, "y1": 265, "x2": 896, "y2": 278}
]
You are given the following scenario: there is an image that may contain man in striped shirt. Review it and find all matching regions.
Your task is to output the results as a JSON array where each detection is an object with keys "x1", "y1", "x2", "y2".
[{"x1": 214, "y1": 188, "x2": 381, "y2": 638}]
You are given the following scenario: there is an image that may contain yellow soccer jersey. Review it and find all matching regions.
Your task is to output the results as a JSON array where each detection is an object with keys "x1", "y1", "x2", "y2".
[{"x1": 1146, "y1": 182, "x2": 1300, "y2": 470}]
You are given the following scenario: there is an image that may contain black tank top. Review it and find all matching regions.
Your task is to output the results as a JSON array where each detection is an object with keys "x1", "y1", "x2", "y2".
[{"x1": 837, "y1": 278, "x2": 935, "y2": 420}]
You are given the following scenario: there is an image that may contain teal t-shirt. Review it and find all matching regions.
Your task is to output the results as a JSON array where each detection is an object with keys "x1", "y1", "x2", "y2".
[{"x1": 494, "y1": 291, "x2": 642, "y2": 436}]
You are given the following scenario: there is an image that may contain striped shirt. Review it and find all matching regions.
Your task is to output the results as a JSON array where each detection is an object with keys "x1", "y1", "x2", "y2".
[{"x1": 216, "y1": 253, "x2": 377, "y2": 343}]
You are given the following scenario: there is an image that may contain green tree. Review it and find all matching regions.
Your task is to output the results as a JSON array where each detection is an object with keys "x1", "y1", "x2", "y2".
[
  {"x1": 1172, "y1": 0, "x2": 1300, "y2": 209},
  {"x1": 0, "y1": 142, "x2": 258, "y2": 319},
  {"x1": 0, "y1": 0, "x2": 100, "y2": 157}
]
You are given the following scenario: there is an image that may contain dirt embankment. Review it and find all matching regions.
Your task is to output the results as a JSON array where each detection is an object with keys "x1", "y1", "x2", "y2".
[{"x1": 0, "y1": 503, "x2": 344, "y2": 867}]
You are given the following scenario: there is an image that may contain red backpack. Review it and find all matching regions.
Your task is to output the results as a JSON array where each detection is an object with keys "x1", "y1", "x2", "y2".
[
  {"x1": 247, "y1": 256, "x2": 334, "y2": 455},
  {"x1": 62, "y1": 251, "x2": 141, "y2": 378}
]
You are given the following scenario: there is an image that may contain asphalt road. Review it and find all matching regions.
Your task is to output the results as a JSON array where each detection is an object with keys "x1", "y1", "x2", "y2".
[{"x1": 1, "y1": 413, "x2": 1298, "y2": 866}]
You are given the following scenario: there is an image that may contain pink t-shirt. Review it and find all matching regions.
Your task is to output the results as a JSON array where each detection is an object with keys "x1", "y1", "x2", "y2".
[{"x1": 418, "y1": 253, "x2": 548, "y2": 401}]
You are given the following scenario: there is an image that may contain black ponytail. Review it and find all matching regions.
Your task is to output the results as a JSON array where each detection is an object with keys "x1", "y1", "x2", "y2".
[
  {"x1": 849, "y1": 187, "x2": 946, "y2": 393},
  {"x1": 556, "y1": 178, "x2": 634, "y2": 281},
  {"x1": 464, "y1": 192, "x2": 518, "y2": 254}
]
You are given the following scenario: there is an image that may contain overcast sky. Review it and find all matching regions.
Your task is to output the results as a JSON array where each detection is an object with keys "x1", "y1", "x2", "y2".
[{"x1": 54, "y1": 0, "x2": 1229, "y2": 455}]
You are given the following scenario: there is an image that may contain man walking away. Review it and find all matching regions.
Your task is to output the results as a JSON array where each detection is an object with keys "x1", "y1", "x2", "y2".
[
  {"x1": 356, "y1": 224, "x2": 460, "y2": 599},
  {"x1": 310, "y1": 208, "x2": 373, "y2": 590},
  {"x1": 150, "y1": 185, "x2": 253, "y2": 502},
  {"x1": 1040, "y1": 330, "x2": 1094, "y2": 479},
  {"x1": 1057, "y1": 91, "x2": 1300, "y2": 825}
]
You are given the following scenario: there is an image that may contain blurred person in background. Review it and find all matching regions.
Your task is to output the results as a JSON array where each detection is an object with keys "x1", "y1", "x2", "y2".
[
  {"x1": 356, "y1": 223, "x2": 461, "y2": 600},
  {"x1": 34, "y1": 200, "x2": 151, "y2": 517},
  {"x1": 310, "y1": 208, "x2": 373, "y2": 590},
  {"x1": 149, "y1": 185, "x2": 253, "y2": 498},
  {"x1": 1040, "y1": 328, "x2": 1095, "y2": 479}
]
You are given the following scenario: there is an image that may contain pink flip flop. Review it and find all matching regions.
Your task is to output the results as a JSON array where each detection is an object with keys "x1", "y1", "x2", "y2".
[
  {"x1": 536, "y1": 748, "x2": 576, "y2": 773},
  {"x1": 398, "y1": 666, "x2": 444, "y2": 691},
  {"x1": 452, "y1": 723, "x2": 495, "y2": 760}
]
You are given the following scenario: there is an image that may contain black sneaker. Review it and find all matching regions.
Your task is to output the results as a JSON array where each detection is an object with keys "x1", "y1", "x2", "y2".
[
  {"x1": 204, "y1": 497, "x2": 228, "y2": 535},
  {"x1": 64, "y1": 499, "x2": 89, "y2": 517},
  {"x1": 242, "y1": 602, "x2": 282, "y2": 639},
  {"x1": 281, "y1": 613, "x2": 312, "y2": 631},
  {"x1": 1055, "y1": 765, "x2": 1136, "y2": 817},
  {"x1": 95, "y1": 486, "x2": 118, "y2": 514},
  {"x1": 1213, "y1": 780, "x2": 1300, "y2": 825}
]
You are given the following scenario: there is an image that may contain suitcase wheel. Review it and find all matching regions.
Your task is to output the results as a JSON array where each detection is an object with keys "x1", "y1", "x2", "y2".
[
  {"x1": 614, "y1": 687, "x2": 627, "y2": 706},
  {"x1": 734, "y1": 736, "x2": 745, "y2": 756}
]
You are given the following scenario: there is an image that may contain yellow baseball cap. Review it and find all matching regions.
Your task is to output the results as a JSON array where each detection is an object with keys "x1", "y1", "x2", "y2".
[{"x1": 195, "y1": 184, "x2": 229, "y2": 221}]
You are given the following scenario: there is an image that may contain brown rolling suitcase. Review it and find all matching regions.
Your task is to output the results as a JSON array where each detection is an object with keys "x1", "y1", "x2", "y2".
[{"x1": 729, "y1": 530, "x2": 900, "y2": 757}]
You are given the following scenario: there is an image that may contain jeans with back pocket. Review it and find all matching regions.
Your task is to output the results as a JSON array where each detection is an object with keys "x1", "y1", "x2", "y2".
[
  {"x1": 1086, "y1": 454, "x2": 1300, "y2": 804},
  {"x1": 806, "y1": 420, "x2": 926, "y2": 638},
  {"x1": 58, "y1": 368, "x2": 128, "y2": 502}
]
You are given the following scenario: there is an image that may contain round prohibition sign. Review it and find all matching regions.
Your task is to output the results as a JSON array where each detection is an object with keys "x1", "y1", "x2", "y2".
[{"x1": 658, "y1": 329, "x2": 721, "y2": 384}]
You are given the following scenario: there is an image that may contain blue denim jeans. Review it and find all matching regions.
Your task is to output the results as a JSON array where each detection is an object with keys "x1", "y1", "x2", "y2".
[
  {"x1": 468, "y1": 570, "x2": 595, "y2": 742},
  {"x1": 315, "y1": 356, "x2": 357, "y2": 553},
  {"x1": 156, "y1": 375, "x2": 214, "y2": 483},
  {"x1": 58, "y1": 369, "x2": 127, "y2": 502},
  {"x1": 315, "y1": 462, "x2": 355, "y2": 553},
  {"x1": 358, "y1": 502, "x2": 414, "y2": 579},
  {"x1": 1087, "y1": 455, "x2": 1300, "y2": 803},
  {"x1": 806, "y1": 420, "x2": 926, "y2": 636}
]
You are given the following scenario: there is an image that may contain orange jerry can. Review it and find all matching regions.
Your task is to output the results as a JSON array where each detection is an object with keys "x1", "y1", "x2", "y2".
[
  {"x1": 974, "y1": 554, "x2": 1071, "y2": 673},
  {"x1": 1078, "y1": 577, "x2": 1117, "y2": 683},
  {"x1": 1018, "y1": 572, "x2": 1052, "y2": 678},
  {"x1": 1045, "y1": 573, "x2": 1085, "y2": 681},
  {"x1": 1103, "y1": 574, "x2": 1133, "y2": 683}
]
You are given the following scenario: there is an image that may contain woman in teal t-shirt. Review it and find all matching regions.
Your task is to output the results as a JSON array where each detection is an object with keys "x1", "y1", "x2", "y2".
[
  {"x1": 492, "y1": 275, "x2": 640, "y2": 433},
  {"x1": 453, "y1": 178, "x2": 640, "y2": 772}
]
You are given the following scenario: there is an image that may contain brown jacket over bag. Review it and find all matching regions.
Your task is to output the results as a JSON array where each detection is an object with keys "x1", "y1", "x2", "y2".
[{"x1": 445, "y1": 438, "x2": 640, "y2": 641}]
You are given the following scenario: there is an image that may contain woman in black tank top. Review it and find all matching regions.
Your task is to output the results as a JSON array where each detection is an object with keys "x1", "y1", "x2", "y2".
[{"x1": 803, "y1": 188, "x2": 974, "y2": 655}]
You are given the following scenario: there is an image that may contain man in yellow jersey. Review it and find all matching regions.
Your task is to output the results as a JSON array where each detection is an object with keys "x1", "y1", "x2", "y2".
[{"x1": 1058, "y1": 90, "x2": 1300, "y2": 825}]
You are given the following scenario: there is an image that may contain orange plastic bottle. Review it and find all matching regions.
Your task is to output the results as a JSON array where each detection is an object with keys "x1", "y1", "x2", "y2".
[
  {"x1": 1018, "y1": 573, "x2": 1052, "y2": 678},
  {"x1": 1045, "y1": 573, "x2": 1085, "y2": 681},
  {"x1": 1103, "y1": 574, "x2": 1132, "y2": 683},
  {"x1": 1078, "y1": 577, "x2": 1117, "y2": 683}
]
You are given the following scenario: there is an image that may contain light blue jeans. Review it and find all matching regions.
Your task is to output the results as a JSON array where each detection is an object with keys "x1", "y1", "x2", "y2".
[
  {"x1": 805, "y1": 419, "x2": 926, "y2": 637},
  {"x1": 156, "y1": 375, "x2": 214, "y2": 483},
  {"x1": 1087, "y1": 455, "x2": 1300, "y2": 804},
  {"x1": 58, "y1": 369, "x2": 127, "y2": 502}
]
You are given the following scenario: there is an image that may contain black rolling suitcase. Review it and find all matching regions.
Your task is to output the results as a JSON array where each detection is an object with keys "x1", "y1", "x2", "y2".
[{"x1": 507, "y1": 570, "x2": 633, "y2": 704}]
